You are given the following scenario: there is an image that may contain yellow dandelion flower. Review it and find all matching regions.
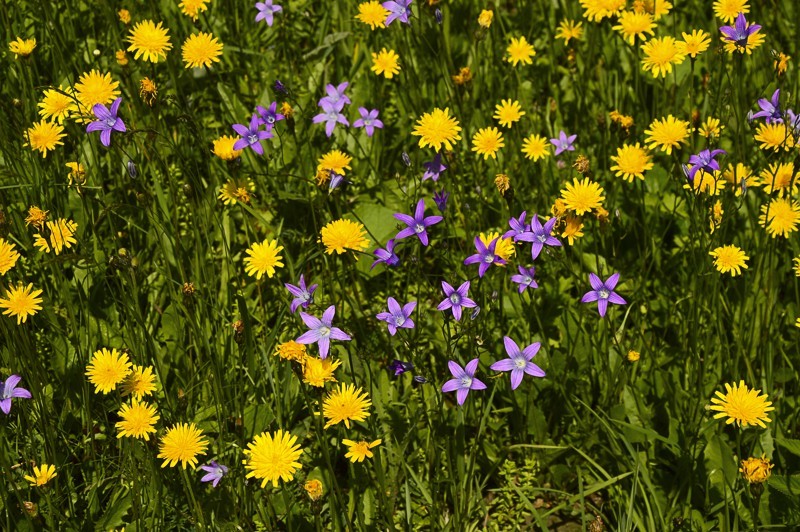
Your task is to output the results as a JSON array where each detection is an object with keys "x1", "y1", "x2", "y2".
[
  {"x1": 274, "y1": 341, "x2": 307, "y2": 363},
  {"x1": 521, "y1": 134, "x2": 550, "y2": 161},
  {"x1": 555, "y1": 20, "x2": 583, "y2": 44},
  {"x1": 774, "y1": 52, "x2": 790, "y2": 75},
  {"x1": 66, "y1": 162, "x2": 86, "y2": 187},
  {"x1": 0, "y1": 283, "x2": 43, "y2": 325},
  {"x1": 25, "y1": 206, "x2": 48, "y2": 229},
  {"x1": 561, "y1": 214, "x2": 584, "y2": 245},
  {"x1": 318, "y1": 150, "x2": 352, "y2": 175},
  {"x1": 342, "y1": 439, "x2": 382, "y2": 463},
  {"x1": 0, "y1": 238, "x2": 21, "y2": 275},
  {"x1": 24, "y1": 464, "x2": 56, "y2": 486},
  {"x1": 561, "y1": 178, "x2": 605, "y2": 215},
  {"x1": 684, "y1": 170, "x2": 725, "y2": 196},
  {"x1": 723, "y1": 30, "x2": 764, "y2": 55},
  {"x1": 85, "y1": 348, "x2": 132, "y2": 394},
  {"x1": 244, "y1": 239, "x2": 284, "y2": 279},
  {"x1": 471, "y1": 127, "x2": 504, "y2": 160},
  {"x1": 494, "y1": 174, "x2": 510, "y2": 196},
  {"x1": 451, "y1": 67, "x2": 473, "y2": 85},
  {"x1": 710, "y1": 380, "x2": 773, "y2": 428},
  {"x1": 479, "y1": 232, "x2": 514, "y2": 261},
  {"x1": 627, "y1": 350, "x2": 641, "y2": 362},
  {"x1": 320, "y1": 219, "x2": 370, "y2": 255},
  {"x1": 493, "y1": 99, "x2": 525, "y2": 128},
  {"x1": 25, "y1": 121, "x2": 65, "y2": 158},
  {"x1": 127, "y1": 20, "x2": 172, "y2": 63},
  {"x1": 709, "y1": 245, "x2": 749, "y2": 276},
  {"x1": 118, "y1": 9, "x2": 131, "y2": 24},
  {"x1": 304, "y1": 479, "x2": 323, "y2": 500},
  {"x1": 722, "y1": 163, "x2": 757, "y2": 195},
  {"x1": 116, "y1": 50, "x2": 129, "y2": 66},
  {"x1": 740, "y1": 456, "x2": 774, "y2": 484},
  {"x1": 371, "y1": 48, "x2": 400, "y2": 79},
  {"x1": 9, "y1": 37, "x2": 36, "y2": 58},
  {"x1": 760, "y1": 162, "x2": 796, "y2": 195},
  {"x1": 610, "y1": 143, "x2": 653, "y2": 182},
  {"x1": 613, "y1": 11, "x2": 655, "y2": 45},
  {"x1": 710, "y1": 200, "x2": 724, "y2": 233},
  {"x1": 610, "y1": 110, "x2": 634, "y2": 130},
  {"x1": 478, "y1": 10, "x2": 493, "y2": 28},
  {"x1": 33, "y1": 218, "x2": 78, "y2": 255},
  {"x1": 759, "y1": 197, "x2": 800, "y2": 238},
  {"x1": 412, "y1": 108, "x2": 462, "y2": 151},
  {"x1": 323, "y1": 383, "x2": 371, "y2": 429},
  {"x1": 120, "y1": 365, "x2": 157, "y2": 400},
  {"x1": 212, "y1": 135, "x2": 243, "y2": 161},
  {"x1": 179, "y1": 0, "x2": 210, "y2": 20},
  {"x1": 116, "y1": 400, "x2": 160, "y2": 441},
  {"x1": 139, "y1": 77, "x2": 158, "y2": 106},
  {"x1": 303, "y1": 356, "x2": 342, "y2": 387},
  {"x1": 506, "y1": 36, "x2": 535, "y2": 67},
  {"x1": 74, "y1": 70, "x2": 121, "y2": 115},
  {"x1": 38, "y1": 87, "x2": 76, "y2": 124},
  {"x1": 218, "y1": 177, "x2": 255, "y2": 205},
  {"x1": 580, "y1": 0, "x2": 626, "y2": 22},
  {"x1": 634, "y1": 0, "x2": 672, "y2": 20},
  {"x1": 641, "y1": 36, "x2": 685, "y2": 78},
  {"x1": 158, "y1": 423, "x2": 208, "y2": 469},
  {"x1": 754, "y1": 122, "x2": 795, "y2": 151},
  {"x1": 242, "y1": 430, "x2": 303, "y2": 488},
  {"x1": 356, "y1": 1, "x2": 389, "y2": 30},
  {"x1": 697, "y1": 116, "x2": 723, "y2": 138},
  {"x1": 713, "y1": 0, "x2": 749, "y2": 23},
  {"x1": 644, "y1": 115, "x2": 690, "y2": 154},
  {"x1": 182, "y1": 32, "x2": 223, "y2": 69},
  {"x1": 681, "y1": 29, "x2": 711, "y2": 58}
]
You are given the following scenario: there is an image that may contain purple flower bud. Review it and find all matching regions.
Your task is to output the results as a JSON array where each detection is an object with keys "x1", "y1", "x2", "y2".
[
  {"x1": 435, "y1": 8, "x2": 443, "y2": 24},
  {"x1": 389, "y1": 360, "x2": 414, "y2": 376},
  {"x1": 413, "y1": 375, "x2": 427, "y2": 384},
  {"x1": 273, "y1": 79, "x2": 287, "y2": 94},
  {"x1": 402, "y1": 152, "x2": 412, "y2": 167},
  {"x1": 127, "y1": 160, "x2": 137, "y2": 179}
]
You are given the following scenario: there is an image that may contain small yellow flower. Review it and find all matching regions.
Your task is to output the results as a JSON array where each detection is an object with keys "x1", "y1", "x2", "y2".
[
  {"x1": 612, "y1": 11, "x2": 655, "y2": 45},
  {"x1": 0, "y1": 238, "x2": 21, "y2": 275},
  {"x1": 479, "y1": 231, "x2": 514, "y2": 261},
  {"x1": 342, "y1": 439, "x2": 382, "y2": 463},
  {"x1": 580, "y1": 0, "x2": 626, "y2": 22},
  {"x1": 471, "y1": 127, "x2": 505, "y2": 160},
  {"x1": 33, "y1": 219, "x2": 78, "y2": 255},
  {"x1": 560, "y1": 178, "x2": 605, "y2": 215},
  {"x1": 412, "y1": 108, "x2": 462, "y2": 151},
  {"x1": 627, "y1": 350, "x2": 640, "y2": 362},
  {"x1": 25, "y1": 121, "x2": 66, "y2": 158},
  {"x1": 722, "y1": 163, "x2": 757, "y2": 195},
  {"x1": 555, "y1": 20, "x2": 583, "y2": 44},
  {"x1": 697, "y1": 117, "x2": 724, "y2": 138},
  {"x1": 0, "y1": 283, "x2": 43, "y2": 325},
  {"x1": 118, "y1": 9, "x2": 131, "y2": 24},
  {"x1": 127, "y1": 20, "x2": 172, "y2": 63},
  {"x1": 759, "y1": 197, "x2": 800, "y2": 238},
  {"x1": 24, "y1": 464, "x2": 56, "y2": 486},
  {"x1": 477, "y1": 9, "x2": 493, "y2": 28},
  {"x1": 218, "y1": 177, "x2": 255, "y2": 205},
  {"x1": 320, "y1": 219, "x2": 370, "y2": 255},
  {"x1": 116, "y1": 400, "x2": 159, "y2": 441},
  {"x1": 303, "y1": 356, "x2": 342, "y2": 387},
  {"x1": 242, "y1": 430, "x2": 303, "y2": 488},
  {"x1": 760, "y1": 162, "x2": 796, "y2": 196},
  {"x1": 38, "y1": 87, "x2": 77, "y2": 124},
  {"x1": 774, "y1": 52, "x2": 791, "y2": 75},
  {"x1": 179, "y1": 0, "x2": 210, "y2": 20},
  {"x1": 274, "y1": 341, "x2": 307, "y2": 363},
  {"x1": 493, "y1": 99, "x2": 525, "y2": 128},
  {"x1": 740, "y1": 456, "x2": 774, "y2": 484},
  {"x1": 304, "y1": 479, "x2": 324, "y2": 500},
  {"x1": 116, "y1": 50, "x2": 129, "y2": 66},
  {"x1": 754, "y1": 123, "x2": 795, "y2": 151},
  {"x1": 609, "y1": 110, "x2": 634, "y2": 130},
  {"x1": 158, "y1": 423, "x2": 209, "y2": 469},
  {"x1": 371, "y1": 48, "x2": 400, "y2": 79},
  {"x1": 120, "y1": 365, "x2": 157, "y2": 400},
  {"x1": 561, "y1": 214, "x2": 584, "y2": 245},
  {"x1": 644, "y1": 115, "x2": 690, "y2": 154},
  {"x1": 323, "y1": 383, "x2": 372, "y2": 429},
  {"x1": 318, "y1": 150, "x2": 352, "y2": 176},
  {"x1": 713, "y1": 0, "x2": 749, "y2": 23},
  {"x1": 9, "y1": 37, "x2": 36, "y2": 58},
  {"x1": 74, "y1": 70, "x2": 120, "y2": 116},
  {"x1": 610, "y1": 143, "x2": 653, "y2": 182},
  {"x1": 709, "y1": 245, "x2": 749, "y2": 276},
  {"x1": 243, "y1": 239, "x2": 285, "y2": 279},
  {"x1": 709, "y1": 380, "x2": 773, "y2": 428},
  {"x1": 681, "y1": 29, "x2": 711, "y2": 58},
  {"x1": 356, "y1": 1, "x2": 389, "y2": 30},
  {"x1": 506, "y1": 36, "x2": 535, "y2": 67},
  {"x1": 684, "y1": 170, "x2": 725, "y2": 196},
  {"x1": 494, "y1": 174, "x2": 510, "y2": 196},
  {"x1": 212, "y1": 135, "x2": 243, "y2": 161},
  {"x1": 723, "y1": 30, "x2": 764, "y2": 55},
  {"x1": 85, "y1": 347, "x2": 132, "y2": 394},
  {"x1": 521, "y1": 134, "x2": 550, "y2": 161},
  {"x1": 25, "y1": 206, "x2": 48, "y2": 230},
  {"x1": 451, "y1": 67, "x2": 473, "y2": 85},
  {"x1": 182, "y1": 32, "x2": 223, "y2": 69},
  {"x1": 641, "y1": 36, "x2": 686, "y2": 78}
]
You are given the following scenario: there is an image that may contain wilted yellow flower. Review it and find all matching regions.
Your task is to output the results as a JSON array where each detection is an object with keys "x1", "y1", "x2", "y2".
[
  {"x1": 477, "y1": 10, "x2": 493, "y2": 28},
  {"x1": 740, "y1": 456, "x2": 774, "y2": 484},
  {"x1": 9, "y1": 37, "x2": 36, "y2": 58}
]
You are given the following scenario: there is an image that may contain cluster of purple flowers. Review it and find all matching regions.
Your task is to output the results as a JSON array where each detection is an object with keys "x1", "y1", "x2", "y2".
[
  {"x1": 383, "y1": 0, "x2": 413, "y2": 26},
  {"x1": 231, "y1": 99, "x2": 286, "y2": 155},
  {"x1": 749, "y1": 89, "x2": 800, "y2": 136},
  {"x1": 312, "y1": 82, "x2": 384, "y2": 138},
  {"x1": 371, "y1": 199, "x2": 443, "y2": 270}
]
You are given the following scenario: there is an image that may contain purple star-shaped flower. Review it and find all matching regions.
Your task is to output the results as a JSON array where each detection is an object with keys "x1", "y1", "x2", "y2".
[
  {"x1": 1, "y1": 375, "x2": 32, "y2": 415},
  {"x1": 389, "y1": 360, "x2": 414, "y2": 376},
  {"x1": 383, "y1": 0, "x2": 413, "y2": 26},
  {"x1": 284, "y1": 274, "x2": 318, "y2": 314},
  {"x1": 529, "y1": 215, "x2": 561, "y2": 260},
  {"x1": 376, "y1": 297, "x2": 416, "y2": 336},
  {"x1": 433, "y1": 189, "x2": 449, "y2": 212},
  {"x1": 296, "y1": 305, "x2": 351, "y2": 359},
  {"x1": 581, "y1": 273, "x2": 627, "y2": 317},
  {"x1": 255, "y1": 1, "x2": 282, "y2": 25},
  {"x1": 353, "y1": 107, "x2": 384, "y2": 137},
  {"x1": 422, "y1": 153, "x2": 447, "y2": 182},
  {"x1": 720, "y1": 12, "x2": 761, "y2": 49},
  {"x1": 232, "y1": 114, "x2": 273, "y2": 155},
  {"x1": 256, "y1": 102, "x2": 285, "y2": 130},
  {"x1": 550, "y1": 130, "x2": 576, "y2": 156},
  {"x1": 441, "y1": 359, "x2": 486, "y2": 405},
  {"x1": 752, "y1": 89, "x2": 782, "y2": 124},
  {"x1": 490, "y1": 337, "x2": 545, "y2": 390},
  {"x1": 86, "y1": 97, "x2": 126, "y2": 147},
  {"x1": 686, "y1": 149, "x2": 726, "y2": 183},
  {"x1": 463, "y1": 236, "x2": 506, "y2": 278},
  {"x1": 312, "y1": 100, "x2": 350, "y2": 137},
  {"x1": 318, "y1": 82, "x2": 350, "y2": 110},
  {"x1": 371, "y1": 239, "x2": 400, "y2": 269},
  {"x1": 510, "y1": 265, "x2": 538, "y2": 293},
  {"x1": 393, "y1": 199, "x2": 443, "y2": 246},
  {"x1": 436, "y1": 281, "x2": 477, "y2": 321},
  {"x1": 502, "y1": 212, "x2": 534, "y2": 242},
  {"x1": 199, "y1": 461, "x2": 229, "y2": 487}
]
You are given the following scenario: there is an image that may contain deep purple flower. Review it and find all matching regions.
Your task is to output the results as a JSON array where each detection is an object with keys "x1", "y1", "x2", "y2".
[
  {"x1": 686, "y1": 149, "x2": 726, "y2": 183},
  {"x1": 312, "y1": 101, "x2": 349, "y2": 137},
  {"x1": 372, "y1": 239, "x2": 400, "y2": 269},
  {"x1": 434, "y1": 7, "x2": 442, "y2": 24},
  {"x1": 463, "y1": 236, "x2": 506, "y2": 278},
  {"x1": 383, "y1": 0, "x2": 413, "y2": 26},
  {"x1": 353, "y1": 107, "x2": 384, "y2": 137},
  {"x1": 256, "y1": 102, "x2": 285, "y2": 129},
  {"x1": 752, "y1": 89, "x2": 782, "y2": 124},
  {"x1": 318, "y1": 82, "x2": 350, "y2": 110},
  {"x1": 433, "y1": 189, "x2": 449, "y2": 212},
  {"x1": 255, "y1": 1, "x2": 282, "y2": 25},
  {"x1": 393, "y1": 199, "x2": 443, "y2": 246},
  {"x1": 296, "y1": 305, "x2": 351, "y2": 359},
  {"x1": 389, "y1": 360, "x2": 414, "y2": 376},
  {"x1": 376, "y1": 297, "x2": 416, "y2": 335},
  {"x1": 284, "y1": 274, "x2": 318, "y2": 313},
  {"x1": 502, "y1": 212, "x2": 534, "y2": 242},
  {"x1": 232, "y1": 114, "x2": 273, "y2": 155},
  {"x1": 436, "y1": 281, "x2": 477, "y2": 321},
  {"x1": 422, "y1": 153, "x2": 447, "y2": 182},
  {"x1": 441, "y1": 359, "x2": 486, "y2": 405},
  {"x1": 581, "y1": 273, "x2": 627, "y2": 317},
  {"x1": 199, "y1": 461, "x2": 228, "y2": 487},
  {"x1": 1, "y1": 375, "x2": 32, "y2": 415},
  {"x1": 719, "y1": 12, "x2": 761, "y2": 49},
  {"x1": 86, "y1": 97, "x2": 126, "y2": 147},
  {"x1": 529, "y1": 215, "x2": 562, "y2": 260},
  {"x1": 490, "y1": 337, "x2": 545, "y2": 390},
  {"x1": 550, "y1": 130, "x2": 576, "y2": 156},
  {"x1": 273, "y1": 79, "x2": 288, "y2": 94},
  {"x1": 510, "y1": 266, "x2": 538, "y2": 293}
]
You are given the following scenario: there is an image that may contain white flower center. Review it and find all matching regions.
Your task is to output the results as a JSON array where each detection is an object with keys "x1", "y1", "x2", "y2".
[
  {"x1": 414, "y1": 223, "x2": 425, "y2": 234},
  {"x1": 319, "y1": 326, "x2": 331, "y2": 337},
  {"x1": 483, "y1": 254, "x2": 494, "y2": 263},
  {"x1": 449, "y1": 293, "x2": 461, "y2": 305},
  {"x1": 537, "y1": 234, "x2": 547, "y2": 243},
  {"x1": 105, "y1": 118, "x2": 116, "y2": 127},
  {"x1": 514, "y1": 357, "x2": 527, "y2": 369},
  {"x1": 460, "y1": 377, "x2": 472, "y2": 388},
  {"x1": 598, "y1": 289, "x2": 610, "y2": 300},
  {"x1": 247, "y1": 134, "x2": 258, "y2": 144},
  {"x1": 394, "y1": 316, "x2": 405, "y2": 327}
]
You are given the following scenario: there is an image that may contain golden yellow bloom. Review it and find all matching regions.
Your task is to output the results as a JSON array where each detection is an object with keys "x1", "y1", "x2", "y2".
[
  {"x1": 320, "y1": 219, "x2": 370, "y2": 255},
  {"x1": 697, "y1": 116, "x2": 723, "y2": 138},
  {"x1": 641, "y1": 37, "x2": 685, "y2": 78},
  {"x1": 774, "y1": 52, "x2": 791, "y2": 75},
  {"x1": 0, "y1": 238, "x2": 21, "y2": 275},
  {"x1": 555, "y1": 20, "x2": 583, "y2": 44},
  {"x1": 760, "y1": 162, "x2": 796, "y2": 196},
  {"x1": 303, "y1": 356, "x2": 342, "y2": 387},
  {"x1": 644, "y1": 115, "x2": 689, "y2": 154},
  {"x1": 609, "y1": 110, "x2": 634, "y2": 130},
  {"x1": 710, "y1": 200, "x2": 724, "y2": 233},
  {"x1": 356, "y1": 1, "x2": 389, "y2": 30},
  {"x1": 681, "y1": 30, "x2": 711, "y2": 58},
  {"x1": 493, "y1": 99, "x2": 525, "y2": 128},
  {"x1": 709, "y1": 245, "x2": 749, "y2": 276},
  {"x1": 723, "y1": 30, "x2": 764, "y2": 55},
  {"x1": 75, "y1": 70, "x2": 120, "y2": 116},
  {"x1": 24, "y1": 464, "x2": 56, "y2": 486},
  {"x1": 561, "y1": 214, "x2": 584, "y2": 245},
  {"x1": 506, "y1": 36, "x2": 535, "y2": 67},
  {"x1": 754, "y1": 122, "x2": 795, "y2": 151},
  {"x1": 280, "y1": 102, "x2": 294, "y2": 118},
  {"x1": 451, "y1": 67, "x2": 473, "y2": 85},
  {"x1": 342, "y1": 439, "x2": 382, "y2": 463},
  {"x1": 471, "y1": 127, "x2": 504, "y2": 160},
  {"x1": 634, "y1": 0, "x2": 672, "y2": 20},
  {"x1": 759, "y1": 197, "x2": 800, "y2": 238},
  {"x1": 412, "y1": 108, "x2": 462, "y2": 151},
  {"x1": 275, "y1": 341, "x2": 307, "y2": 363},
  {"x1": 740, "y1": 456, "x2": 774, "y2": 484},
  {"x1": 613, "y1": 11, "x2": 655, "y2": 45},
  {"x1": 684, "y1": 170, "x2": 725, "y2": 196},
  {"x1": 25, "y1": 206, "x2": 48, "y2": 230},
  {"x1": 610, "y1": 143, "x2": 653, "y2": 182},
  {"x1": 85, "y1": 348, "x2": 132, "y2": 394},
  {"x1": 66, "y1": 162, "x2": 86, "y2": 187},
  {"x1": 138, "y1": 77, "x2": 158, "y2": 106},
  {"x1": 722, "y1": 163, "x2": 757, "y2": 195},
  {"x1": 116, "y1": 50, "x2": 129, "y2": 66},
  {"x1": 0, "y1": 283, "x2": 43, "y2": 325},
  {"x1": 713, "y1": 0, "x2": 749, "y2": 23},
  {"x1": 479, "y1": 231, "x2": 514, "y2": 260},
  {"x1": 118, "y1": 9, "x2": 131, "y2": 24},
  {"x1": 213, "y1": 135, "x2": 243, "y2": 161},
  {"x1": 127, "y1": 20, "x2": 172, "y2": 63},
  {"x1": 627, "y1": 350, "x2": 640, "y2": 362},
  {"x1": 561, "y1": 178, "x2": 605, "y2": 215},
  {"x1": 34, "y1": 218, "x2": 78, "y2": 255},
  {"x1": 494, "y1": 174, "x2": 510, "y2": 196},
  {"x1": 477, "y1": 9, "x2": 493, "y2": 28},
  {"x1": 521, "y1": 134, "x2": 550, "y2": 161},
  {"x1": 218, "y1": 177, "x2": 255, "y2": 205},
  {"x1": 244, "y1": 239, "x2": 285, "y2": 279},
  {"x1": 304, "y1": 479, "x2": 324, "y2": 500},
  {"x1": 242, "y1": 430, "x2": 303, "y2": 488},
  {"x1": 710, "y1": 380, "x2": 773, "y2": 428},
  {"x1": 120, "y1": 365, "x2": 157, "y2": 400},
  {"x1": 158, "y1": 423, "x2": 208, "y2": 469},
  {"x1": 182, "y1": 32, "x2": 223, "y2": 69},
  {"x1": 25, "y1": 121, "x2": 65, "y2": 158},
  {"x1": 552, "y1": 199, "x2": 568, "y2": 219},
  {"x1": 38, "y1": 87, "x2": 76, "y2": 124},
  {"x1": 318, "y1": 150, "x2": 352, "y2": 176},
  {"x1": 323, "y1": 383, "x2": 371, "y2": 429},
  {"x1": 580, "y1": 0, "x2": 626, "y2": 22},
  {"x1": 371, "y1": 48, "x2": 400, "y2": 79},
  {"x1": 9, "y1": 37, "x2": 36, "y2": 58},
  {"x1": 179, "y1": 0, "x2": 210, "y2": 20},
  {"x1": 116, "y1": 400, "x2": 160, "y2": 440}
]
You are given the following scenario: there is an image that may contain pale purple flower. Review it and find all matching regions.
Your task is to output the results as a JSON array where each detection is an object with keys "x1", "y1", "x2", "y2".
[
  {"x1": 686, "y1": 149, "x2": 726, "y2": 183},
  {"x1": 383, "y1": 0, "x2": 413, "y2": 26},
  {"x1": 199, "y1": 461, "x2": 228, "y2": 487},
  {"x1": 550, "y1": 130, "x2": 576, "y2": 156},
  {"x1": 372, "y1": 239, "x2": 400, "y2": 269},
  {"x1": 502, "y1": 212, "x2": 534, "y2": 242},
  {"x1": 232, "y1": 114, "x2": 273, "y2": 155},
  {"x1": 441, "y1": 359, "x2": 485, "y2": 405},
  {"x1": 376, "y1": 297, "x2": 416, "y2": 335},
  {"x1": 284, "y1": 274, "x2": 318, "y2": 313},
  {"x1": 318, "y1": 82, "x2": 350, "y2": 111},
  {"x1": 720, "y1": 12, "x2": 761, "y2": 49},
  {"x1": 328, "y1": 171, "x2": 346, "y2": 193},
  {"x1": 752, "y1": 89, "x2": 782, "y2": 124},
  {"x1": 463, "y1": 236, "x2": 506, "y2": 278},
  {"x1": 490, "y1": 337, "x2": 545, "y2": 390},
  {"x1": 312, "y1": 100, "x2": 349, "y2": 137},
  {"x1": 255, "y1": 1, "x2": 282, "y2": 25},
  {"x1": 393, "y1": 199, "x2": 443, "y2": 246},
  {"x1": 510, "y1": 266, "x2": 538, "y2": 293},
  {"x1": 256, "y1": 102, "x2": 285, "y2": 129},
  {"x1": 353, "y1": 107, "x2": 383, "y2": 137},
  {"x1": 422, "y1": 153, "x2": 447, "y2": 182},
  {"x1": 433, "y1": 189, "x2": 449, "y2": 212},
  {"x1": 1, "y1": 375, "x2": 32, "y2": 415},
  {"x1": 296, "y1": 305, "x2": 351, "y2": 359},
  {"x1": 86, "y1": 97, "x2": 126, "y2": 147},
  {"x1": 581, "y1": 273, "x2": 627, "y2": 317},
  {"x1": 436, "y1": 281, "x2": 477, "y2": 321},
  {"x1": 529, "y1": 215, "x2": 562, "y2": 260},
  {"x1": 786, "y1": 110, "x2": 800, "y2": 136}
]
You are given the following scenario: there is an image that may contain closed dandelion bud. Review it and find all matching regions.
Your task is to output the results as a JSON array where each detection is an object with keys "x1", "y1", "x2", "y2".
[
  {"x1": 304, "y1": 479, "x2": 323, "y2": 501},
  {"x1": 494, "y1": 173, "x2": 510, "y2": 196},
  {"x1": 116, "y1": 50, "x2": 128, "y2": 66},
  {"x1": 22, "y1": 502, "x2": 38, "y2": 517},
  {"x1": 567, "y1": 48, "x2": 576, "y2": 64},
  {"x1": 573, "y1": 155, "x2": 590, "y2": 175},
  {"x1": 549, "y1": 98, "x2": 558, "y2": 113},
  {"x1": 183, "y1": 183, "x2": 193, "y2": 197},
  {"x1": 490, "y1": 290, "x2": 498, "y2": 301},
  {"x1": 232, "y1": 320, "x2": 245, "y2": 344},
  {"x1": 470, "y1": 306, "x2": 480, "y2": 320},
  {"x1": 627, "y1": 350, "x2": 640, "y2": 362},
  {"x1": 691, "y1": 109, "x2": 701, "y2": 125},
  {"x1": 412, "y1": 375, "x2": 427, "y2": 385},
  {"x1": 93, "y1": 49, "x2": 101, "y2": 57},
  {"x1": 182, "y1": 282, "x2": 196, "y2": 297},
  {"x1": 127, "y1": 160, "x2": 137, "y2": 179},
  {"x1": 139, "y1": 77, "x2": 158, "y2": 106}
]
